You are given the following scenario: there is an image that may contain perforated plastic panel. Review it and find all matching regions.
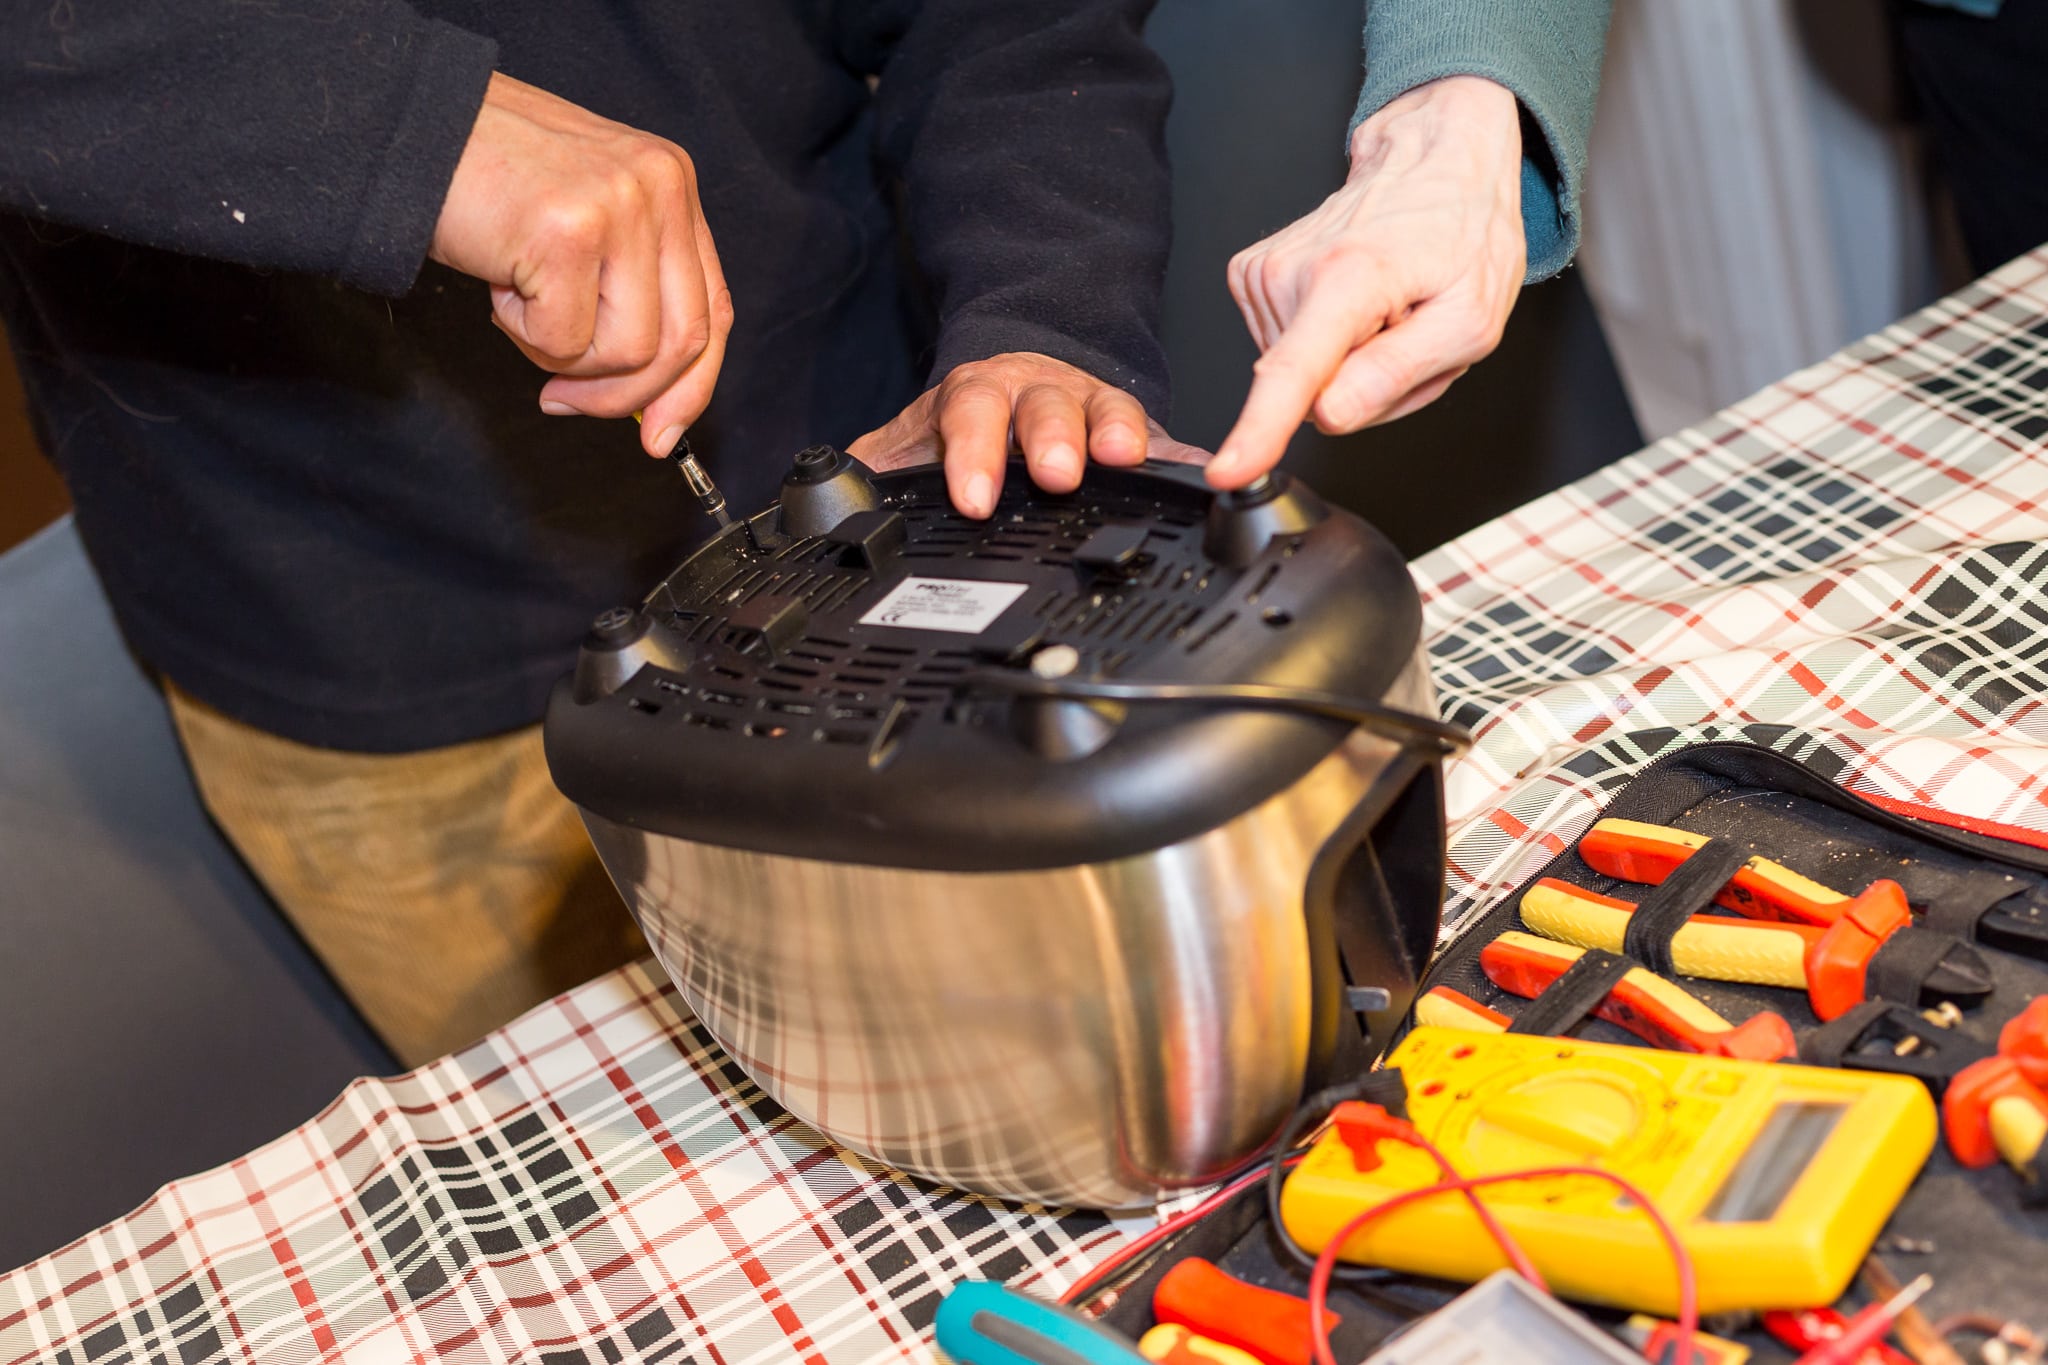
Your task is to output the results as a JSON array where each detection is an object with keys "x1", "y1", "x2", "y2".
[
  {"x1": 546, "y1": 458, "x2": 1422, "y2": 870},
  {"x1": 638, "y1": 470, "x2": 1237, "y2": 749}
]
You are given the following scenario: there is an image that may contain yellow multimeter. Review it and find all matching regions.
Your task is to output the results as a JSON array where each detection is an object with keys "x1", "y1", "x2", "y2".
[{"x1": 1280, "y1": 1027, "x2": 1936, "y2": 1315}]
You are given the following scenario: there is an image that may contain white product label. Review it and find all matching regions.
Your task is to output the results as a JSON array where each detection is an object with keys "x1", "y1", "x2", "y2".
[{"x1": 859, "y1": 576, "x2": 1029, "y2": 634}]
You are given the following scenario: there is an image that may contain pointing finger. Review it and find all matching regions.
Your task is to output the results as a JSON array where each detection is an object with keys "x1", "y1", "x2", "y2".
[{"x1": 1208, "y1": 281, "x2": 1392, "y2": 488}]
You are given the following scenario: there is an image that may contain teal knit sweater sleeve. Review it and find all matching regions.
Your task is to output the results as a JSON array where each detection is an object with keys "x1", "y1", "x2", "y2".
[{"x1": 1351, "y1": 0, "x2": 1612, "y2": 281}]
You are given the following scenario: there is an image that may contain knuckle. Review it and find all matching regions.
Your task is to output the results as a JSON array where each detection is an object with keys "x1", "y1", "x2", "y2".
[
  {"x1": 1017, "y1": 380, "x2": 1075, "y2": 411},
  {"x1": 674, "y1": 313, "x2": 713, "y2": 363},
  {"x1": 1477, "y1": 312, "x2": 1509, "y2": 353},
  {"x1": 606, "y1": 166, "x2": 648, "y2": 212},
  {"x1": 1256, "y1": 254, "x2": 1295, "y2": 297},
  {"x1": 1436, "y1": 296, "x2": 1488, "y2": 336},
  {"x1": 1251, "y1": 349, "x2": 1305, "y2": 380},
  {"x1": 615, "y1": 329, "x2": 659, "y2": 371},
  {"x1": 1086, "y1": 385, "x2": 1141, "y2": 419},
  {"x1": 709, "y1": 285, "x2": 735, "y2": 330},
  {"x1": 940, "y1": 369, "x2": 1006, "y2": 406},
  {"x1": 631, "y1": 140, "x2": 688, "y2": 190},
  {"x1": 540, "y1": 200, "x2": 607, "y2": 252},
  {"x1": 1306, "y1": 242, "x2": 1385, "y2": 292}
]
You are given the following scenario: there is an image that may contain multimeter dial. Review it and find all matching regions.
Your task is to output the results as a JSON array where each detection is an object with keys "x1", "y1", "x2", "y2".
[{"x1": 1420, "y1": 1044, "x2": 1680, "y2": 1207}]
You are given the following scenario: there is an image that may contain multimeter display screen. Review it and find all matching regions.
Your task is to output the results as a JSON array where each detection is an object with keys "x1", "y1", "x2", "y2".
[{"x1": 1699, "y1": 1101, "x2": 1847, "y2": 1223}]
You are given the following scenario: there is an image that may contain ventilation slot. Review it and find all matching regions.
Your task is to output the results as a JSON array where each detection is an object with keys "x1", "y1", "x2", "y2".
[{"x1": 1185, "y1": 611, "x2": 1238, "y2": 654}]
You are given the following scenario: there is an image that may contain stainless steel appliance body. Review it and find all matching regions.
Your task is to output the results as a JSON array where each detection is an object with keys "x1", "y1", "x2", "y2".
[{"x1": 548, "y1": 455, "x2": 1450, "y2": 1207}]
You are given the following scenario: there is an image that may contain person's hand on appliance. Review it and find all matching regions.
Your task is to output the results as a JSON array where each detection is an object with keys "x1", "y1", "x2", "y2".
[
  {"x1": 1205, "y1": 75, "x2": 1526, "y2": 490},
  {"x1": 429, "y1": 72, "x2": 732, "y2": 460},
  {"x1": 848, "y1": 352, "x2": 1207, "y2": 518}
]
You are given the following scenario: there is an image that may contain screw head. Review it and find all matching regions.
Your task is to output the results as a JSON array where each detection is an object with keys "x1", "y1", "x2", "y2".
[
  {"x1": 590, "y1": 607, "x2": 641, "y2": 643},
  {"x1": 787, "y1": 445, "x2": 843, "y2": 483},
  {"x1": 1029, "y1": 644, "x2": 1081, "y2": 679}
]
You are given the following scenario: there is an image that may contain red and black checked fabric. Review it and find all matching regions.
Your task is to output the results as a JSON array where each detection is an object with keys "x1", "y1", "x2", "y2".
[
  {"x1": 0, "y1": 964, "x2": 1149, "y2": 1365},
  {"x1": 1419, "y1": 248, "x2": 2048, "y2": 938},
  {"x1": 7, "y1": 248, "x2": 2048, "y2": 1363}
]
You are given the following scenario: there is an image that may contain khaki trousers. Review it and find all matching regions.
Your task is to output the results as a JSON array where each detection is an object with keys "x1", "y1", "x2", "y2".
[{"x1": 164, "y1": 685, "x2": 648, "y2": 1068}]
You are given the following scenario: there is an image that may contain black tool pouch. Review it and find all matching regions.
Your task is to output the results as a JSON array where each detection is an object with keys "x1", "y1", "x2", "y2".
[
  {"x1": 1411, "y1": 739, "x2": 2048, "y2": 1319},
  {"x1": 1092, "y1": 741, "x2": 2048, "y2": 1353}
]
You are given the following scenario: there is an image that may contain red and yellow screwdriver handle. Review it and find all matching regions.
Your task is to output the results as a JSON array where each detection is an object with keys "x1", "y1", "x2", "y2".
[
  {"x1": 1942, "y1": 1054, "x2": 2048, "y2": 1177},
  {"x1": 1413, "y1": 941, "x2": 1796, "y2": 1061},
  {"x1": 1580, "y1": 819, "x2": 1902, "y2": 930},
  {"x1": 1478, "y1": 933, "x2": 1797, "y2": 1061},
  {"x1": 1414, "y1": 987, "x2": 1513, "y2": 1032},
  {"x1": 1518, "y1": 877, "x2": 1911, "y2": 1020},
  {"x1": 1149, "y1": 1258, "x2": 1325, "y2": 1365},
  {"x1": 2000, "y1": 996, "x2": 2048, "y2": 1087},
  {"x1": 1137, "y1": 1326, "x2": 1262, "y2": 1365}
]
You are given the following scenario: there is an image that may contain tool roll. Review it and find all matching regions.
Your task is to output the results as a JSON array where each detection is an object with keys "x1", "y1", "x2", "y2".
[
  {"x1": 1055, "y1": 739, "x2": 2048, "y2": 1363},
  {"x1": 1408, "y1": 739, "x2": 2048, "y2": 1331}
]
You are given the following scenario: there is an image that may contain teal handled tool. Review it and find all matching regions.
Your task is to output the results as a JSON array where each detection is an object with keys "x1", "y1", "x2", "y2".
[{"x1": 935, "y1": 1281, "x2": 1151, "y2": 1365}]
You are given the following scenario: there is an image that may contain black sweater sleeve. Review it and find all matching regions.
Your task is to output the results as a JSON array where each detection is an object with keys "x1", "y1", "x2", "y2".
[
  {"x1": 0, "y1": 0, "x2": 497, "y2": 296},
  {"x1": 847, "y1": 0, "x2": 1174, "y2": 422}
]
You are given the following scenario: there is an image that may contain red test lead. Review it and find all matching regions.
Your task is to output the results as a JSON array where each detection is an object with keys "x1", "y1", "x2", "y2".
[{"x1": 1791, "y1": 1275, "x2": 1932, "y2": 1365}]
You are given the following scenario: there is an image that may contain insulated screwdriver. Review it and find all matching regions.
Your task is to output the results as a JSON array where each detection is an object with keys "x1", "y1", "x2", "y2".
[
  {"x1": 935, "y1": 1281, "x2": 1152, "y2": 1364},
  {"x1": 1477, "y1": 932, "x2": 1798, "y2": 1060}
]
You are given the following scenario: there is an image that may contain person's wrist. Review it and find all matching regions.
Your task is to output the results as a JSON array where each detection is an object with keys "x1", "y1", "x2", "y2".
[{"x1": 1346, "y1": 75, "x2": 1519, "y2": 181}]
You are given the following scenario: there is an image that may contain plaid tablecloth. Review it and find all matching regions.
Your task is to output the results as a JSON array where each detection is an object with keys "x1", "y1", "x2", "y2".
[{"x1": 8, "y1": 249, "x2": 2048, "y2": 1365}]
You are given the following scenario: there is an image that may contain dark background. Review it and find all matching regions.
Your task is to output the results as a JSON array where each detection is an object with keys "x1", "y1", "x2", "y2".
[
  {"x1": 0, "y1": 0, "x2": 1640, "y2": 1268},
  {"x1": 1146, "y1": 0, "x2": 1641, "y2": 555},
  {"x1": 0, "y1": 0, "x2": 1640, "y2": 560}
]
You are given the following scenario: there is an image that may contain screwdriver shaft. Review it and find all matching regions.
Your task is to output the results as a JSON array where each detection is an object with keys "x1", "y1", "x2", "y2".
[{"x1": 670, "y1": 435, "x2": 733, "y2": 529}]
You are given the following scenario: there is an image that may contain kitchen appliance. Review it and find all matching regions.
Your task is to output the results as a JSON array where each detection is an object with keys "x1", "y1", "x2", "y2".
[{"x1": 545, "y1": 447, "x2": 1457, "y2": 1207}]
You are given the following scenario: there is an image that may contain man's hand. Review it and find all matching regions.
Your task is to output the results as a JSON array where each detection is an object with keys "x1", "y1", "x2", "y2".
[
  {"x1": 1207, "y1": 76, "x2": 1526, "y2": 489},
  {"x1": 429, "y1": 72, "x2": 732, "y2": 458},
  {"x1": 848, "y1": 352, "x2": 1201, "y2": 517}
]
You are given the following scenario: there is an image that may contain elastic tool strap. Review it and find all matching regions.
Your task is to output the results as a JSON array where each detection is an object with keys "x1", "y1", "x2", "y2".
[
  {"x1": 1797, "y1": 999, "x2": 1989, "y2": 1088},
  {"x1": 1799, "y1": 1000, "x2": 1895, "y2": 1069},
  {"x1": 1866, "y1": 927, "x2": 1956, "y2": 1006},
  {"x1": 1505, "y1": 949, "x2": 1636, "y2": 1037},
  {"x1": 1922, "y1": 869, "x2": 2028, "y2": 938},
  {"x1": 1621, "y1": 837, "x2": 1752, "y2": 978}
]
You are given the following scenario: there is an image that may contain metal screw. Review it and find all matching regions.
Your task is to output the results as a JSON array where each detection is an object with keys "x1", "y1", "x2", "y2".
[
  {"x1": 1030, "y1": 644, "x2": 1081, "y2": 679},
  {"x1": 1893, "y1": 1002, "x2": 1963, "y2": 1057}
]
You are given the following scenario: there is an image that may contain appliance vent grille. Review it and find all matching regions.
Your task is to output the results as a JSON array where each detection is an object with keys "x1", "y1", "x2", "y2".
[{"x1": 623, "y1": 476, "x2": 1234, "y2": 747}]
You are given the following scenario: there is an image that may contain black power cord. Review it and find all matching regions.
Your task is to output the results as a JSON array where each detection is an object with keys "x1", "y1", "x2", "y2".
[
  {"x1": 958, "y1": 674, "x2": 1473, "y2": 755},
  {"x1": 1266, "y1": 1071, "x2": 1414, "y2": 1286}
]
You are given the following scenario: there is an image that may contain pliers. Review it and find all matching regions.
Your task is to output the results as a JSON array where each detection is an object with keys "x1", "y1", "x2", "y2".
[
  {"x1": 1585, "y1": 817, "x2": 2048, "y2": 962},
  {"x1": 1516, "y1": 820, "x2": 1993, "y2": 1019}
]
